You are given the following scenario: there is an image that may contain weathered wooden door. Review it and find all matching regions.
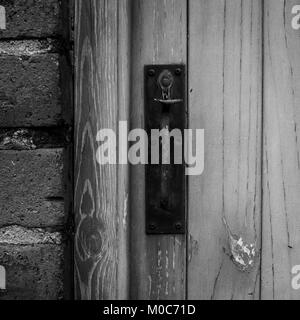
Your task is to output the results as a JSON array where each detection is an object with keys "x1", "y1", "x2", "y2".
[{"x1": 75, "y1": 0, "x2": 300, "y2": 300}]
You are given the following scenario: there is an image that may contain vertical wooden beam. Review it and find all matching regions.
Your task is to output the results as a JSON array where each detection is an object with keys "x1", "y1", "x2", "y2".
[
  {"x1": 117, "y1": 0, "x2": 132, "y2": 300},
  {"x1": 74, "y1": 0, "x2": 131, "y2": 300},
  {"x1": 262, "y1": 0, "x2": 300, "y2": 300},
  {"x1": 130, "y1": 0, "x2": 187, "y2": 300},
  {"x1": 188, "y1": 0, "x2": 262, "y2": 299}
]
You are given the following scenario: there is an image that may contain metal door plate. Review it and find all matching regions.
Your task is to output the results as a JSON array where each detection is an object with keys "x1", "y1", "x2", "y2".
[{"x1": 145, "y1": 64, "x2": 186, "y2": 235}]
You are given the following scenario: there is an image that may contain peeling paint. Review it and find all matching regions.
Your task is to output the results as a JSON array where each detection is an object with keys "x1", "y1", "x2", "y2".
[
  {"x1": 188, "y1": 234, "x2": 199, "y2": 263},
  {"x1": 222, "y1": 217, "x2": 257, "y2": 273},
  {"x1": 0, "y1": 226, "x2": 62, "y2": 245},
  {"x1": 172, "y1": 243, "x2": 176, "y2": 271},
  {"x1": 122, "y1": 193, "x2": 128, "y2": 228},
  {"x1": 165, "y1": 250, "x2": 169, "y2": 296},
  {"x1": 156, "y1": 247, "x2": 163, "y2": 298},
  {"x1": 148, "y1": 275, "x2": 152, "y2": 298}
]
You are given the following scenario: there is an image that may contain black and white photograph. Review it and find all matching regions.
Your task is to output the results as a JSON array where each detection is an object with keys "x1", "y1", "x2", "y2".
[{"x1": 0, "y1": 0, "x2": 300, "y2": 307}]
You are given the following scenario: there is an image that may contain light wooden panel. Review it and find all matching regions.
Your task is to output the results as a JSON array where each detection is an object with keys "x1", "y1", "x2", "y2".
[
  {"x1": 188, "y1": 0, "x2": 262, "y2": 299},
  {"x1": 130, "y1": 0, "x2": 187, "y2": 300},
  {"x1": 262, "y1": 0, "x2": 300, "y2": 300},
  {"x1": 74, "y1": 0, "x2": 131, "y2": 300}
]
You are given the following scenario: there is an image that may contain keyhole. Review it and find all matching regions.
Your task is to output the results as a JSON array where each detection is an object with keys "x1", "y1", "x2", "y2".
[
  {"x1": 161, "y1": 76, "x2": 172, "y2": 88},
  {"x1": 158, "y1": 70, "x2": 174, "y2": 101}
]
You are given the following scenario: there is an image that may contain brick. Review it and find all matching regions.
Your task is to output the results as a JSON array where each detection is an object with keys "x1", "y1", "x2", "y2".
[
  {"x1": 0, "y1": 243, "x2": 64, "y2": 300},
  {"x1": 0, "y1": 40, "x2": 62, "y2": 127},
  {"x1": 0, "y1": 0, "x2": 61, "y2": 39},
  {"x1": 0, "y1": 149, "x2": 65, "y2": 227}
]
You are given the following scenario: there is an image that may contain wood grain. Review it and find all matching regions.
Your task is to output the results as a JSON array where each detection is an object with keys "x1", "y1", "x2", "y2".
[
  {"x1": 262, "y1": 0, "x2": 300, "y2": 300},
  {"x1": 73, "y1": 0, "x2": 300, "y2": 300},
  {"x1": 188, "y1": 0, "x2": 262, "y2": 299},
  {"x1": 130, "y1": 0, "x2": 187, "y2": 300},
  {"x1": 117, "y1": 0, "x2": 131, "y2": 300},
  {"x1": 74, "y1": 0, "x2": 131, "y2": 300}
]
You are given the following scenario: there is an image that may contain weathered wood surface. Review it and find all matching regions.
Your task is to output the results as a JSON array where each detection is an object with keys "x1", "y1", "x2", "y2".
[
  {"x1": 262, "y1": 0, "x2": 300, "y2": 300},
  {"x1": 188, "y1": 0, "x2": 262, "y2": 299},
  {"x1": 130, "y1": 0, "x2": 187, "y2": 300},
  {"x1": 117, "y1": 0, "x2": 131, "y2": 299},
  {"x1": 72, "y1": 0, "x2": 300, "y2": 300},
  {"x1": 74, "y1": 0, "x2": 131, "y2": 300}
]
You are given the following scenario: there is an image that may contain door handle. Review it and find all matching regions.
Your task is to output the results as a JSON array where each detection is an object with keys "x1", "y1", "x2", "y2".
[
  {"x1": 145, "y1": 65, "x2": 186, "y2": 235},
  {"x1": 154, "y1": 98, "x2": 183, "y2": 105}
]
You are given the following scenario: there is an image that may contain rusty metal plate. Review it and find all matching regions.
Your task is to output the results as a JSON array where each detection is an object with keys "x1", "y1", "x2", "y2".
[{"x1": 145, "y1": 64, "x2": 186, "y2": 235}]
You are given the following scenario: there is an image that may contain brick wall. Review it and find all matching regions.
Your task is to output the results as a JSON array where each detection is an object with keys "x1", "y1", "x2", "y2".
[{"x1": 0, "y1": 0, "x2": 73, "y2": 300}]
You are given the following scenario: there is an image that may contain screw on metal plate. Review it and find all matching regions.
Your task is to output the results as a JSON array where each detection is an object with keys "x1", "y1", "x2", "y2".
[
  {"x1": 175, "y1": 223, "x2": 183, "y2": 231},
  {"x1": 149, "y1": 223, "x2": 156, "y2": 231},
  {"x1": 148, "y1": 69, "x2": 156, "y2": 77},
  {"x1": 175, "y1": 68, "x2": 182, "y2": 75}
]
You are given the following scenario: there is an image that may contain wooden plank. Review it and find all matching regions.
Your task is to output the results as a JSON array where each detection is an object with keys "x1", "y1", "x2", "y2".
[
  {"x1": 74, "y1": 0, "x2": 131, "y2": 300},
  {"x1": 116, "y1": 0, "x2": 131, "y2": 300},
  {"x1": 262, "y1": 0, "x2": 300, "y2": 300},
  {"x1": 188, "y1": 0, "x2": 262, "y2": 299},
  {"x1": 130, "y1": 0, "x2": 187, "y2": 300}
]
